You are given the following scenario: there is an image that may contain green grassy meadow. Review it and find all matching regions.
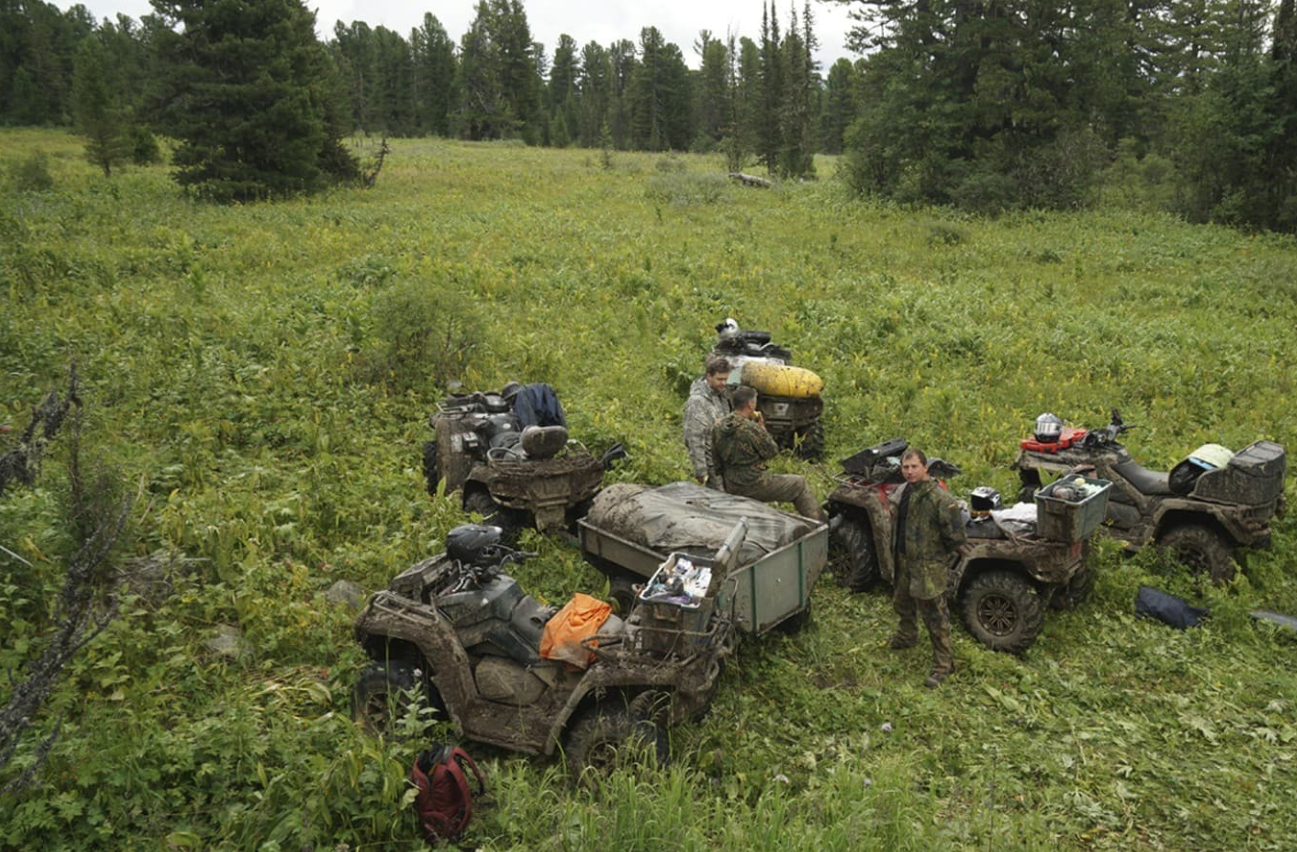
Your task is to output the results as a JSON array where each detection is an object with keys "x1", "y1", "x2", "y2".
[{"x1": 2, "y1": 129, "x2": 1297, "y2": 850}]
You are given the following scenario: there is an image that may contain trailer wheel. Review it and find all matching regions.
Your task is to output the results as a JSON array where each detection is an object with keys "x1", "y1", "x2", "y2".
[
  {"x1": 775, "y1": 600, "x2": 813, "y2": 633},
  {"x1": 565, "y1": 704, "x2": 667, "y2": 779},
  {"x1": 961, "y1": 570, "x2": 1044, "y2": 654},
  {"x1": 1158, "y1": 523, "x2": 1236, "y2": 584},
  {"x1": 832, "y1": 516, "x2": 880, "y2": 591}
]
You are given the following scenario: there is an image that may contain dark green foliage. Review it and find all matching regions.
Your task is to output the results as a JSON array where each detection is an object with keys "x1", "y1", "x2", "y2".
[
  {"x1": 9, "y1": 149, "x2": 53, "y2": 191},
  {"x1": 151, "y1": 0, "x2": 359, "y2": 202},
  {"x1": 71, "y1": 36, "x2": 131, "y2": 177},
  {"x1": 367, "y1": 279, "x2": 485, "y2": 391},
  {"x1": 410, "y1": 14, "x2": 458, "y2": 136},
  {"x1": 629, "y1": 27, "x2": 692, "y2": 151},
  {"x1": 547, "y1": 33, "x2": 579, "y2": 147},
  {"x1": 449, "y1": 0, "x2": 542, "y2": 142},
  {"x1": 0, "y1": 1, "x2": 94, "y2": 126},
  {"x1": 819, "y1": 58, "x2": 856, "y2": 155},
  {"x1": 1167, "y1": 0, "x2": 1297, "y2": 231}
]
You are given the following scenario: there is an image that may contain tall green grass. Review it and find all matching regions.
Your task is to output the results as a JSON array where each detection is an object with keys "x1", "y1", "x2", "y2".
[{"x1": 2, "y1": 130, "x2": 1295, "y2": 850}]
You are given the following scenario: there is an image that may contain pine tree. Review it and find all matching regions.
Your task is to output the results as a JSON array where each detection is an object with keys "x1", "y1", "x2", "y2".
[
  {"x1": 152, "y1": 0, "x2": 358, "y2": 202},
  {"x1": 71, "y1": 35, "x2": 130, "y2": 176},
  {"x1": 694, "y1": 30, "x2": 731, "y2": 150},
  {"x1": 820, "y1": 58, "x2": 856, "y2": 155},
  {"x1": 548, "y1": 34, "x2": 579, "y2": 147},
  {"x1": 410, "y1": 14, "x2": 457, "y2": 136},
  {"x1": 577, "y1": 40, "x2": 611, "y2": 147}
]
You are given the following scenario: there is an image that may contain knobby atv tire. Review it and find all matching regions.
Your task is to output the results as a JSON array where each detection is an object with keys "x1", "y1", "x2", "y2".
[
  {"x1": 463, "y1": 489, "x2": 524, "y2": 544},
  {"x1": 832, "y1": 516, "x2": 880, "y2": 591},
  {"x1": 1049, "y1": 566, "x2": 1095, "y2": 612},
  {"x1": 352, "y1": 662, "x2": 440, "y2": 735},
  {"x1": 960, "y1": 570, "x2": 1045, "y2": 654},
  {"x1": 421, "y1": 440, "x2": 440, "y2": 496},
  {"x1": 1158, "y1": 523, "x2": 1237, "y2": 584},
  {"x1": 564, "y1": 704, "x2": 668, "y2": 779},
  {"x1": 793, "y1": 421, "x2": 825, "y2": 461}
]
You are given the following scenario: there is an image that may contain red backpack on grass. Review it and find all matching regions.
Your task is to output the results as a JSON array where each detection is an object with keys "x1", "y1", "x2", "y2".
[{"x1": 410, "y1": 742, "x2": 487, "y2": 843}]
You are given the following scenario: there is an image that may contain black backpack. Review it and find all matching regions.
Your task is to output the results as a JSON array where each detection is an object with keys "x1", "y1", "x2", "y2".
[{"x1": 1135, "y1": 586, "x2": 1209, "y2": 630}]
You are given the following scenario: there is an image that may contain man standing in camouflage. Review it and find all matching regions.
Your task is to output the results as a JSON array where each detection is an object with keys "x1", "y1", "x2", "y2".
[
  {"x1": 683, "y1": 354, "x2": 732, "y2": 488},
  {"x1": 711, "y1": 386, "x2": 824, "y2": 521},
  {"x1": 889, "y1": 448, "x2": 967, "y2": 688}
]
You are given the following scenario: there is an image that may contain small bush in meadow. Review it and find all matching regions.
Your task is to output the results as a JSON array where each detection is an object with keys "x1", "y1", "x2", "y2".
[
  {"x1": 367, "y1": 278, "x2": 485, "y2": 391},
  {"x1": 645, "y1": 171, "x2": 728, "y2": 206},
  {"x1": 10, "y1": 150, "x2": 54, "y2": 192}
]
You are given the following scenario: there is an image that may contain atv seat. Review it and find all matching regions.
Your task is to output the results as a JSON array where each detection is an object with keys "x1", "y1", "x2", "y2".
[{"x1": 1114, "y1": 460, "x2": 1173, "y2": 495}]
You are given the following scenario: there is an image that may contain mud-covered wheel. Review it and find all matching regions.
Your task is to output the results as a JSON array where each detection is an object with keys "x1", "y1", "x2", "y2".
[
  {"x1": 421, "y1": 440, "x2": 440, "y2": 496},
  {"x1": 1158, "y1": 523, "x2": 1237, "y2": 584},
  {"x1": 565, "y1": 704, "x2": 668, "y2": 778},
  {"x1": 832, "y1": 516, "x2": 880, "y2": 591},
  {"x1": 1049, "y1": 565, "x2": 1095, "y2": 611},
  {"x1": 793, "y1": 420, "x2": 824, "y2": 461},
  {"x1": 775, "y1": 600, "x2": 813, "y2": 633},
  {"x1": 352, "y1": 662, "x2": 439, "y2": 734},
  {"x1": 1016, "y1": 469, "x2": 1042, "y2": 504},
  {"x1": 960, "y1": 570, "x2": 1045, "y2": 654},
  {"x1": 463, "y1": 489, "x2": 524, "y2": 543},
  {"x1": 608, "y1": 576, "x2": 637, "y2": 615}
]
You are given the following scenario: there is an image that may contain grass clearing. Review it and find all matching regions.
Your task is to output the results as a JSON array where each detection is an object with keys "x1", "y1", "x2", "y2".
[{"x1": 2, "y1": 130, "x2": 1296, "y2": 850}]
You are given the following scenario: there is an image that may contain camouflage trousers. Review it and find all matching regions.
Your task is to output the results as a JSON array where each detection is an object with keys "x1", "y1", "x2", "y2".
[
  {"x1": 731, "y1": 474, "x2": 824, "y2": 521},
  {"x1": 892, "y1": 583, "x2": 954, "y2": 675}
]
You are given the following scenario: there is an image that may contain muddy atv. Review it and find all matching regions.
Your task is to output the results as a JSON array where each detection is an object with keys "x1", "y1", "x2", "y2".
[
  {"x1": 421, "y1": 384, "x2": 622, "y2": 538},
  {"x1": 711, "y1": 319, "x2": 825, "y2": 460},
  {"x1": 1013, "y1": 409, "x2": 1286, "y2": 583},
  {"x1": 825, "y1": 438, "x2": 1108, "y2": 654},
  {"x1": 352, "y1": 524, "x2": 729, "y2": 776}
]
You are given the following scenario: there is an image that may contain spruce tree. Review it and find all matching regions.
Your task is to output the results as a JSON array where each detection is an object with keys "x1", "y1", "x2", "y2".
[
  {"x1": 71, "y1": 35, "x2": 130, "y2": 177},
  {"x1": 152, "y1": 0, "x2": 358, "y2": 202}
]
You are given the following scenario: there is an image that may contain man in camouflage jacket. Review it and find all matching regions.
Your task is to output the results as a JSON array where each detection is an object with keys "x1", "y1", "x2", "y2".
[
  {"x1": 890, "y1": 448, "x2": 967, "y2": 688},
  {"x1": 711, "y1": 386, "x2": 824, "y2": 521},
  {"x1": 683, "y1": 354, "x2": 732, "y2": 487}
]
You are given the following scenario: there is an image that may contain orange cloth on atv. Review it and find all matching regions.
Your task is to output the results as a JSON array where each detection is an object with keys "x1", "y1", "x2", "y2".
[{"x1": 540, "y1": 593, "x2": 612, "y2": 668}]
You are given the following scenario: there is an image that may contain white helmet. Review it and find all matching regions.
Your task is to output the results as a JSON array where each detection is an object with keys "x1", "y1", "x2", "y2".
[{"x1": 1034, "y1": 412, "x2": 1063, "y2": 443}]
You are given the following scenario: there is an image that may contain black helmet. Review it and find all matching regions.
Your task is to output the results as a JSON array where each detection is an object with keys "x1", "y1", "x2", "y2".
[
  {"x1": 970, "y1": 486, "x2": 1002, "y2": 512},
  {"x1": 1034, "y1": 412, "x2": 1063, "y2": 443},
  {"x1": 446, "y1": 523, "x2": 504, "y2": 566}
]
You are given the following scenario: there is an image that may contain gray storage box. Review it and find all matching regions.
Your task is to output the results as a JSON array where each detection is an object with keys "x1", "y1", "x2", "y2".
[
  {"x1": 1036, "y1": 476, "x2": 1112, "y2": 542},
  {"x1": 634, "y1": 554, "x2": 715, "y2": 656},
  {"x1": 1192, "y1": 440, "x2": 1286, "y2": 505}
]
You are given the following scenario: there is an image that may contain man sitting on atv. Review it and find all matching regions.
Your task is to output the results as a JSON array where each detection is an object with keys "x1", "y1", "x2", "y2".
[{"x1": 711, "y1": 386, "x2": 824, "y2": 522}]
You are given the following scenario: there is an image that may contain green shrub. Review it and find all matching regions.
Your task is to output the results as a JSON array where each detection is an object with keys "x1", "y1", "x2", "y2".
[
  {"x1": 10, "y1": 150, "x2": 54, "y2": 192},
  {"x1": 367, "y1": 278, "x2": 485, "y2": 391},
  {"x1": 645, "y1": 172, "x2": 728, "y2": 206}
]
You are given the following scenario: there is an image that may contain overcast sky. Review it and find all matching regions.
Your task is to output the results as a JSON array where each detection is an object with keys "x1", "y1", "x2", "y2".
[{"x1": 63, "y1": 1, "x2": 861, "y2": 70}]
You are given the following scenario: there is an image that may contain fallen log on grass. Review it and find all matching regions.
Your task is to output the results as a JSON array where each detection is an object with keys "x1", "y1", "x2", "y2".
[{"x1": 728, "y1": 172, "x2": 772, "y2": 188}]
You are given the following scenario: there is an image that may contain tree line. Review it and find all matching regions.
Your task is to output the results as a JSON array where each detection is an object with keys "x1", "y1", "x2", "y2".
[
  {"x1": 0, "y1": 1, "x2": 835, "y2": 185},
  {"x1": 1, "y1": 0, "x2": 1293, "y2": 231},
  {"x1": 836, "y1": 0, "x2": 1297, "y2": 230}
]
